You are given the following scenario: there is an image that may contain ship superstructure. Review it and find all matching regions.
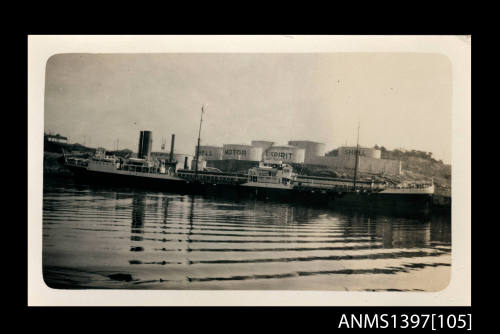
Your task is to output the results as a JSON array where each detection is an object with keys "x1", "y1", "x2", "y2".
[{"x1": 243, "y1": 161, "x2": 295, "y2": 189}]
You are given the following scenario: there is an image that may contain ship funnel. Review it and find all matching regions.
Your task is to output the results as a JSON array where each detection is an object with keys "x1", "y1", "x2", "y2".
[
  {"x1": 170, "y1": 134, "x2": 175, "y2": 162},
  {"x1": 184, "y1": 156, "x2": 188, "y2": 169},
  {"x1": 138, "y1": 130, "x2": 152, "y2": 160},
  {"x1": 138, "y1": 131, "x2": 144, "y2": 158}
]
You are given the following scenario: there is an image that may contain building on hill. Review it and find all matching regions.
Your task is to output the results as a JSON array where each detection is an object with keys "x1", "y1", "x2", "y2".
[{"x1": 44, "y1": 133, "x2": 68, "y2": 144}]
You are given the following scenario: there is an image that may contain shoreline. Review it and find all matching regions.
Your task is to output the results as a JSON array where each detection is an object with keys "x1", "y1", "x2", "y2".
[{"x1": 43, "y1": 151, "x2": 451, "y2": 206}]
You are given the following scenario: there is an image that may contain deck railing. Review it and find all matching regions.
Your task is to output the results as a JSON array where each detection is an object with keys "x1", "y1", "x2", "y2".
[{"x1": 177, "y1": 171, "x2": 247, "y2": 184}]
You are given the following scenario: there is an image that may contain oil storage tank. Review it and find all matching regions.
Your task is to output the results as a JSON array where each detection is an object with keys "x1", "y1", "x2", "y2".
[
  {"x1": 288, "y1": 140, "x2": 326, "y2": 162},
  {"x1": 338, "y1": 146, "x2": 381, "y2": 159},
  {"x1": 265, "y1": 145, "x2": 305, "y2": 163},
  {"x1": 138, "y1": 130, "x2": 153, "y2": 160},
  {"x1": 196, "y1": 146, "x2": 223, "y2": 161},
  {"x1": 222, "y1": 144, "x2": 262, "y2": 161},
  {"x1": 251, "y1": 140, "x2": 274, "y2": 160}
]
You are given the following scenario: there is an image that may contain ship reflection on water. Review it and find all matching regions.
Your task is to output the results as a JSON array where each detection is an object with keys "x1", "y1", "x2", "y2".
[{"x1": 42, "y1": 177, "x2": 451, "y2": 291}]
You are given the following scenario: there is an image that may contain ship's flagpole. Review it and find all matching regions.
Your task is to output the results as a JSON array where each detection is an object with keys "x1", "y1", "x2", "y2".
[{"x1": 353, "y1": 121, "x2": 360, "y2": 191}]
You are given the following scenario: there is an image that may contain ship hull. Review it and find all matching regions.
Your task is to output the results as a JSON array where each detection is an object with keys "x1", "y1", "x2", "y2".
[
  {"x1": 331, "y1": 191, "x2": 433, "y2": 213},
  {"x1": 294, "y1": 188, "x2": 431, "y2": 208},
  {"x1": 66, "y1": 165, "x2": 436, "y2": 214},
  {"x1": 67, "y1": 165, "x2": 187, "y2": 192}
]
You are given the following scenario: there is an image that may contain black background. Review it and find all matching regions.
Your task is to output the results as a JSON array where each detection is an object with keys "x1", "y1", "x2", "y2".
[{"x1": 17, "y1": 5, "x2": 474, "y2": 332}]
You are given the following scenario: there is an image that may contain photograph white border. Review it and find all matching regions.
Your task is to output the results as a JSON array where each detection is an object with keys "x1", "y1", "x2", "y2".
[{"x1": 28, "y1": 35, "x2": 471, "y2": 306}]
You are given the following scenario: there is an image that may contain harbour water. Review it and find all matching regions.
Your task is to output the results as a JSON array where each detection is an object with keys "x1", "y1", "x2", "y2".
[{"x1": 42, "y1": 177, "x2": 451, "y2": 291}]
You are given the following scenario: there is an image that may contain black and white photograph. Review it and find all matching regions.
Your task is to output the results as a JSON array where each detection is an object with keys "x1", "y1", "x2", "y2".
[{"x1": 28, "y1": 35, "x2": 470, "y2": 305}]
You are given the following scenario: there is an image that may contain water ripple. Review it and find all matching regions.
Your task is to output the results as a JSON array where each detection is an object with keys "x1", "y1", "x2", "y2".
[{"x1": 42, "y1": 178, "x2": 452, "y2": 290}]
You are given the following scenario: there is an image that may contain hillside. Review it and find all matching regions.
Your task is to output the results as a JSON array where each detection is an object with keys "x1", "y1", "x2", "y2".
[
  {"x1": 44, "y1": 140, "x2": 96, "y2": 155},
  {"x1": 325, "y1": 146, "x2": 451, "y2": 196}
]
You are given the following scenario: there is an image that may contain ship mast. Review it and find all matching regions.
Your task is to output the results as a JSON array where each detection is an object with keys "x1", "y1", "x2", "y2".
[
  {"x1": 194, "y1": 104, "x2": 205, "y2": 179},
  {"x1": 353, "y1": 121, "x2": 360, "y2": 190}
]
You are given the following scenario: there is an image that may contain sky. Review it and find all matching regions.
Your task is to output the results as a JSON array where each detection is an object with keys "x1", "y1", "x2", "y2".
[{"x1": 44, "y1": 53, "x2": 452, "y2": 163}]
